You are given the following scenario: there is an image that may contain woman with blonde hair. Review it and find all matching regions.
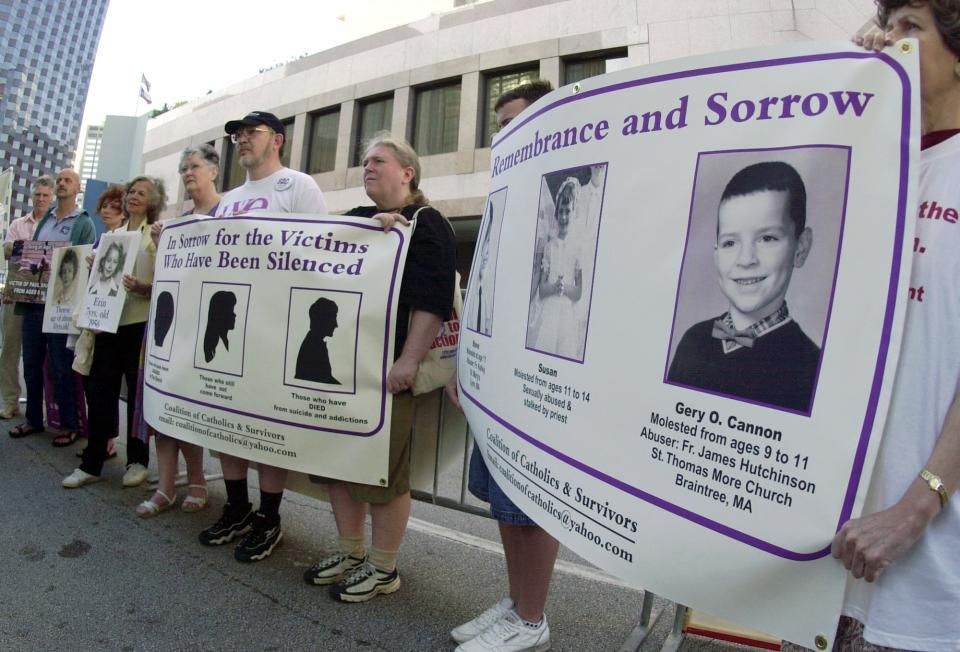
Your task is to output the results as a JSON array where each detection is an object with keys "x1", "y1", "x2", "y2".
[
  {"x1": 303, "y1": 133, "x2": 456, "y2": 603},
  {"x1": 62, "y1": 176, "x2": 165, "y2": 490}
]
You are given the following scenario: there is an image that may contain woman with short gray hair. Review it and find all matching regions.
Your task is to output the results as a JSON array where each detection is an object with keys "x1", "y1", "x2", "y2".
[
  {"x1": 178, "y1": 143, "x2": 221, "y2": 216},
  {"x1": 131, "y1": 144, "x2": 222, "y2": 517}
]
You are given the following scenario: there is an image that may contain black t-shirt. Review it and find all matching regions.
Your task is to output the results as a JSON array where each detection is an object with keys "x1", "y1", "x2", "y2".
[{"x1": 346, "y1": 204, "x2": 457, "y2": 354}]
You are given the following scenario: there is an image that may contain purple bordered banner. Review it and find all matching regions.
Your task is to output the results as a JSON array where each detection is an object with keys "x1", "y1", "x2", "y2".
[
  {"x1": 143, "y1": 213, "x2": 410, "y2": 486},
  {"x1": 458, "y1": 42, "x2": 919, "y2": 647}
]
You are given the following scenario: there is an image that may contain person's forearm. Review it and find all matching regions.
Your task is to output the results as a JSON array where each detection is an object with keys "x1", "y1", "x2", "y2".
[
  {"x1": 398, "y1": 310, "x2": 443, "y2": 364},
  {"x1": 915, "y1": 391, "x2": 960, "y2": 508}
]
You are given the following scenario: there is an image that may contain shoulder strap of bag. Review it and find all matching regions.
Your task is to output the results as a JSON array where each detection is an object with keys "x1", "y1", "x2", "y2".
[
  {"x1": 408, "y1": 205, "x2": 428, "y2": 234},
  {"x1": 407, "y1": 205, "x2": 457, "y2": 240}
]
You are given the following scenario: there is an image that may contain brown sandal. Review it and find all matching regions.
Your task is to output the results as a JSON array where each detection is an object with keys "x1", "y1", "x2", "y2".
[
  {"x1": 52, "y1": 430, "x2": 81, "y2": 447},
  {"x1": 9, "y1": 423, "x2": 44, "y2": 439}
]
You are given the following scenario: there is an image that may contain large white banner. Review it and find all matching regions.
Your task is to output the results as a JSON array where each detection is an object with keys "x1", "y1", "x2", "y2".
[
  {"x1": 143, "y1": 213, "x2": 410, "y2": 485},
  {"x1": 459, "y1": 42, "x2": 919, "y2": 647}
]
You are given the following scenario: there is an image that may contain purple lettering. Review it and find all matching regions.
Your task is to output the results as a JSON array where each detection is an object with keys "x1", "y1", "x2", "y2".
[
  {"x1": 829, "y1": 91, "x2": 874, "y2": 116},
  {"x1": 757, "y1": 96, "x2": 779, "y2": 120},
  {"x1": 779, "y1": 94, "x2": 802, "y2": 118},
  {"x1": 732, "y1": 99, "x2": 755, "y2": 122},
  {"x1": 801, "y1": 93, "x2": 828, "y2": 116},
  {"x1": 704, "y1": 92, "x2": 727, "y2": 126}
]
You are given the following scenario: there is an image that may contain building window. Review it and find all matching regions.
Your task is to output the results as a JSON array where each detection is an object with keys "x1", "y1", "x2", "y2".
[
  {"x1": 223, "y1": 140, "x2": 246, "y2": 192},
  {"x1": 563, "y1": 50, "x2": 629, "y2": 85},
  {"x1": 280, "y1": 118, "x2": 294, "y2": 169},
  {"x1": 353, "y1": 94, "x2": 393, "y2": 166},
  {"x1": 307, "y1": 109, "x2": 339, "y2": 174},
  {"x1": 412, "y1": 81, "x2": 461, "y2": 156},
  {"x1": 481, "y1": 66, "x2": 539, "y2": 147}
]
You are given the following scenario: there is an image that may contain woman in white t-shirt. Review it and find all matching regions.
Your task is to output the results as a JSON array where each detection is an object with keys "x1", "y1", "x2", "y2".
[{"x1": 785, "y1": 3, "x2": 960, "y2": 651}]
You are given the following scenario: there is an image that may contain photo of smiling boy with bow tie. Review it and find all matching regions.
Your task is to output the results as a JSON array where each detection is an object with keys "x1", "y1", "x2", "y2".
[{"x1": 667, "y1": 159, "x2": 823, "y2": 413}]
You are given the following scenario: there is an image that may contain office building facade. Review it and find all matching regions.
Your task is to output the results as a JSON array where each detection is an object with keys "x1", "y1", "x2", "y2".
[
  {"x1": 143, "y1": 0, "x2": 875, "y2": 260},
  {"x1": 0, "y1": 0, "x2": 109, "y2": 219},
  {"x1": 78, "y1": 123, "x2": 103, "y2": 184}
]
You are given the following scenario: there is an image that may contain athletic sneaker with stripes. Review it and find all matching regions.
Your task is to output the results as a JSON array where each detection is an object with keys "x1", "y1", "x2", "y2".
[
  {"x1": 454, "y1": 610, "x2": 550, "y2": 652},
  {"x1": 198, "y1": 503, "x2": 254, "y2": 546},
  {"x1": 234, "y1": 513, "x2": 283, "y2": 562},
  {"x1": 328, "y1": 561, "x2": 400, "y2": 603},
  {"x1": 303, "y1": 551, "x2": 367, "y2": 586},
  {"x1": 451, "y1": 597, "x2": 515, "y2": 643}
]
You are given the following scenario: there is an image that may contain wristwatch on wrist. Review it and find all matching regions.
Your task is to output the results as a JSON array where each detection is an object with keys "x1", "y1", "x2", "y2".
[{"x1": 919, "y1": 469, "x2": 949, "y2": 509}]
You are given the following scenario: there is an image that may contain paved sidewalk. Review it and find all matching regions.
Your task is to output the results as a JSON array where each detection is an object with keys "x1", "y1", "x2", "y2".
[{"x1": 2, "y1": 426, "x2": 753, "y2": 651}]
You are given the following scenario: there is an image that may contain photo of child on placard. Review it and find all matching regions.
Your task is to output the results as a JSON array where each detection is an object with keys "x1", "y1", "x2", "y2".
[
  {"x1": 78, "y1": 230, "x2": 141, "y2": 332},
  {"x1": 42, "y1": 244, "x2": 92, "y2": 334},
  {"x1": 665, "y1": 147, "x2": 848, "y2": 414},
  {"x1": 464, "y1": 189, "x2": 508, "y2": 337},
  {"x1": 525, "y1": 163, "x2": 607, "y2": 363},
  {"x1": 88, "y1": 240, "x2": 125, "y2": 297}
]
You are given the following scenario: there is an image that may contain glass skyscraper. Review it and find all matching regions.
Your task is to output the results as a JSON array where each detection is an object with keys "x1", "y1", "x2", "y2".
[{"x1": 0, "y1": 0, "x2": 109, "y2": 220}]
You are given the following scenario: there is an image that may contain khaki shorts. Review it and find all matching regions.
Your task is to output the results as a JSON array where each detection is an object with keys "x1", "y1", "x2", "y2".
[{"x1": 315, "y1": 391, "x2": 415, "y2": 504}]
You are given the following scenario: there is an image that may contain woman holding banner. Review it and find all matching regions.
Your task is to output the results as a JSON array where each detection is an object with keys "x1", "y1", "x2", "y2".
[
  {"x1": 784, "y1": 3, "x2": 960, "y2": 651},
  {"x1": 62, "y1": 177, "x2": 165, "y2": 490},
  {"x1": 132, "y1": 145, "x2": 222, "y2": 517},
  {"x1": 303, "y1": 134, "x2": 456, "y2": 603}
]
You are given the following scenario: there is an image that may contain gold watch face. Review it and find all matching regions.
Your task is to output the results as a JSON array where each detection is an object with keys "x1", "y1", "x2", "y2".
[{"x1": 921, "y1": 470, "x2": 948, "y2": 507}]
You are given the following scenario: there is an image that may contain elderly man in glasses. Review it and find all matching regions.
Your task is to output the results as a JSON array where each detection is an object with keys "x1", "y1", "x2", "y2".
[{"x1": 200, "y1": 111, "x2": 327, "y2": 563}]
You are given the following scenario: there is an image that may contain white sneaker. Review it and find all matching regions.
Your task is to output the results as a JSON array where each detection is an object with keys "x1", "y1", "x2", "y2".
[
  {"x1": 62, "y1": 468, "x2": 101, "y2": 489},
  {"x1": 122, "y1": 463, "x2": 149, "y2": 487},
  {"x1": 451, "y1": 597, "x2": 514, "y2": 643},
  {"x1": 455, "y1": 610, "x2": 550, "y2": 652}
]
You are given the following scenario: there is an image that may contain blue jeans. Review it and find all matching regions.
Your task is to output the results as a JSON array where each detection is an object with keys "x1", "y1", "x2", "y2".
[
  {"x1": 20, "y1": 304, "x2": 78, "y2": 430},
  {"x1": 468, "y1": 442, "x2": 535, "y2": 526}
]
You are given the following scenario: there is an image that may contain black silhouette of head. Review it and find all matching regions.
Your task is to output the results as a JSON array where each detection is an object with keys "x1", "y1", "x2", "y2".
[
  {"x1": 154, "y1": 291, "x2": 175, "y2": 346},
  {"x1": 203, "y1": 290, "x2": 237, "y2": 363},
  {"x1": 308, "y1": 297, "x2": 339, "y2": 339}
]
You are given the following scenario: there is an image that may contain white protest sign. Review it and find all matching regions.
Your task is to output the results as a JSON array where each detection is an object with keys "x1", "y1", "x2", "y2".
[
  {"x1": 78, "y1": 231, "x2": 141, "y2": 333},
  {"x1": 143, "y1": 213, "x2": 410, "y2": 485},
  {"x1": 42, "y1": 244, "x2": 92, "y2": 334},
  {"x1": 459, "y1": 42, "x2": 919, "y2": 647}
]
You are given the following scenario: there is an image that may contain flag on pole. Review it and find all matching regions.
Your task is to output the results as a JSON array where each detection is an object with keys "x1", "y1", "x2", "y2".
[{"x1": 139, "y1": 74, "x2": 152, "y2": 104}]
